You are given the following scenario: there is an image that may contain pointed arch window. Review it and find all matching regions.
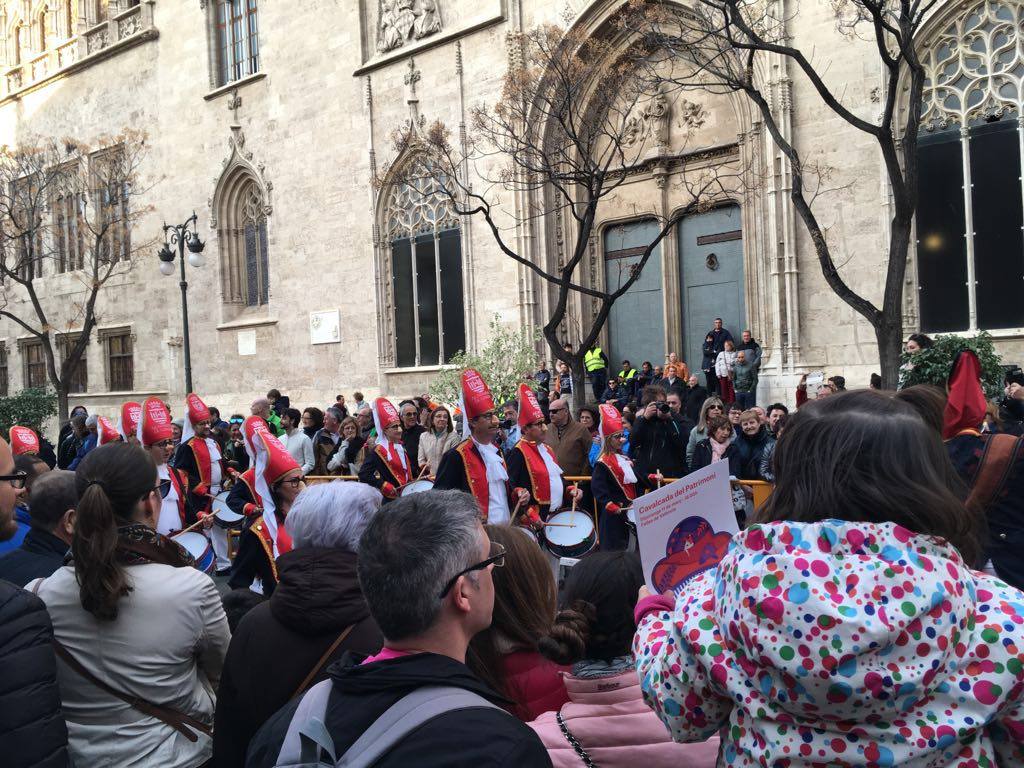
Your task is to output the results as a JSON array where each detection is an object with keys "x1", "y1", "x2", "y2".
[
  {"x1": 383, "y1": 166, "x2": 465, "y2": 368},
  {"x1": 214, "y1": 165, "x2": 271, "y2": 309}
]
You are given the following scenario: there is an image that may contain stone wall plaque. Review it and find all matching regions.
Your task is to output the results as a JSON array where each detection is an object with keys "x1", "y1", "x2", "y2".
[
  {"x1": 237, "y1": 329, "x2": 257, "y2": 356},
  {"x1": 309, "y1": 310, "x2": 341, "y2": 345}
]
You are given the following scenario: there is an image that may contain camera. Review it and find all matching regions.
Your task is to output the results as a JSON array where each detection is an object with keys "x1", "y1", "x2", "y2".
[
  {"x1": 656, "y1": 402, "x2": 670, "y2": 414},
  {"x1": 498, "y1": 418, "x2": 514, "y2": 430}
]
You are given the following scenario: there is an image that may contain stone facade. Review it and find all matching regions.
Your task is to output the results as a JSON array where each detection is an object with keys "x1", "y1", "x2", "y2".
[{"x1": 0, "y1": 0, "x2": 1022, "y2": 422}]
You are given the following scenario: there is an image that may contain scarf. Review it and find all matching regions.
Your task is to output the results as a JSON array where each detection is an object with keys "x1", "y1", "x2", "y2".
[
  {"x1": 67, "y1": 523, "x2": 194, "y2": 568},
  {"x1": 710, "y1": 436, "x2": 731, "y2": 463},
  {"x1": 572, "y1": 655, "x2": 634, "y2": 680},
  {"x1": 473, "y1": 438, "x2": 510, "y2": 524}
]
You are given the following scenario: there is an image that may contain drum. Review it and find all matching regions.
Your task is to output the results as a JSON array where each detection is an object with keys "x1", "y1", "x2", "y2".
[
  {"x1": 401, "y1": 479, "x2": 434, "y2": 496},
  {"x1": 543, "y1": 511, "x2": 597, "y2": 559},
  {"x1": 212, "y1": 492, "x2": 243, "y2": 530},
  {"x1": 176, "y1": 532, "x2": 215, "y2": 574}
]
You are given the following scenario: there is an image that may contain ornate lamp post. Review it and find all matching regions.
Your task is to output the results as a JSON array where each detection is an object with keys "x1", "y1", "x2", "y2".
[{"x1": 158, "y1": 212, "x2": 205, "y2": 394}]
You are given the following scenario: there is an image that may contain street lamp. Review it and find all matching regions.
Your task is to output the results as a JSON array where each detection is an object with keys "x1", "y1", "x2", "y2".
[{"x1": 158, "y1": 212, "x2": 205, "y2": 394}]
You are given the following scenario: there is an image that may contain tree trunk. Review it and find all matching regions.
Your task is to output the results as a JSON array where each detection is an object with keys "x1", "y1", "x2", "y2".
[
  {"x1": 56, "y1": 387, "x2": 70, "y2": 427},
  {"x1": 875, "y1": 321, "x2": 904, "y2": 390},
  {"x1": 570, "y1": 356, "x2": 587, "y2": 412}
]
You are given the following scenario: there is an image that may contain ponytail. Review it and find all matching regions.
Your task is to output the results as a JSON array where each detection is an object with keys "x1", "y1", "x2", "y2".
[
  {"x1": 73, "y1": 443, "x2": 157, "y2": 621},
  {"x1": 538, "y1": 599, "x2": 595, "y2": 665}
]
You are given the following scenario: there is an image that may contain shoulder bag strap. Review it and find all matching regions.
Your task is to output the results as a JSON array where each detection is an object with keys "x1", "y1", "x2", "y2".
[
  {"x1": 969, "y1": 433, "x2": 1021, "y2": 510},
  {"x1": 50, "y1": 636, "x2": 212, "y2": 743},
  {"x1": 291, "y1": 624, "x2": 355, "y2": 700},
  {"x1": 556, "y1": 711, "x2": 597, "y2": 767}
]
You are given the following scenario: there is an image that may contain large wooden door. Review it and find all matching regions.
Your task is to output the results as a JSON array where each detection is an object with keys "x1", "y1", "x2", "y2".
[{"x1": 604, "y1": 220, "x2": 665, "y2": 369}]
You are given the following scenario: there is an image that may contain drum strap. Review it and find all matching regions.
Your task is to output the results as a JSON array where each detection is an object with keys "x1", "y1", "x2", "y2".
[
  {"x1": 291, "y1": 623, "x2": 355, "y2": 700},
  {"x1": 29, "y1": 579, "x2": 213, "y2": 743}
]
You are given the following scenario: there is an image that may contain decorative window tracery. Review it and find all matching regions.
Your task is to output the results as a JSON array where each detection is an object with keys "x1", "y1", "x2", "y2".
[
  {"x1": 381, "y1": 164, "x2": 465, "y2": 368},
  {"x1": 915, "y1": 0, "x2": 1024, "y2": 333}
]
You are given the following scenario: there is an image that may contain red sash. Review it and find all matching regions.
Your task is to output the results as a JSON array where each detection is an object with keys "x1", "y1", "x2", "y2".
[
  {"x1": 599, "y1": 453, "x2": 636, "y2": 501},
  {"x1": 375, "y1": 444, "x2": 410, "y2": 486},
  {"x1": 238, "y1": 468, "x2": 264, "y2": 511},
  {"x1": 516, "y1": 441, "x2": 552, "y2": 504},
  {"x1": 456, "y1": 440, "x2": 492, "y2": 519},
  {"x1": 168, "y1": 468, "x2": 188, "y2": 527},
  {"x1": 190, "y1": 437, "x2": 213, "y2": 488}
]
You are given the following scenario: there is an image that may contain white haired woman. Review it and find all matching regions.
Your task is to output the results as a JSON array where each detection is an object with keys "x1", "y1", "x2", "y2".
[{"x1": 212, "y1": 481, "x2": 385, "y2": 767}]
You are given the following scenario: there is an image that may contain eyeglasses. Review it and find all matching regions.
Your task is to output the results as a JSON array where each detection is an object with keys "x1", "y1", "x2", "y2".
[
  {"x1": 275, "y1": 476, "x2": 304, "y2": 489},
  {"x1": 152, "y1": 439, "x2": 174, "y2": 449},
  {"x1": 548, "y1": 407, "x2": 567, "y2": 414},
  {"x1": 0, "y1": 472, "x2": 28, "y2": 489},
  {"x1": 438, "y1": 541, "x2": 506, "y2": 598}
]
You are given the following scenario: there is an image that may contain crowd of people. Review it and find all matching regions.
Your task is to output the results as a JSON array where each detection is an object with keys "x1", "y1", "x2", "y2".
[{"x1": 1, "y1": 329, "x2": 1024, "y2": 767}]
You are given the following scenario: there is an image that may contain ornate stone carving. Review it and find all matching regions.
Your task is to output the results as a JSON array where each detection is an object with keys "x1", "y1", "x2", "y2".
[
  {"x1": 383, "y1": 160, "x2": 460, "y2": 241},
  {"x1": 208, "y1": 126, "x2": 273, "y2": 228},
  {"x1": 377, "y1": 0, "x2": 442, "y2": 54},
  {"x1": 118, "y1": 13, "x2": 140, "y2": 38},
  {"x1": 86, "y1": 27, "x2": 109, "y2": 54},
  {"x1": 622, "y1": 84, "x2": 672, "y2": 153}
]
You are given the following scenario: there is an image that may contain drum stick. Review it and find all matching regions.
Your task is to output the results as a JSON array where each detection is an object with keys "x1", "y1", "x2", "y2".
[
  {"x1": 171, "y1": 517, "x2": 208, "y2": 537},
  {"x1": 508, "y1": 496, "x2": 525, "y2": 526},
  {"x1": 541, "y1": 522, "x2": 574, "y2": 528},
  {"x1": 571, "y1": 493, "x2": 577, "y2": 527}
]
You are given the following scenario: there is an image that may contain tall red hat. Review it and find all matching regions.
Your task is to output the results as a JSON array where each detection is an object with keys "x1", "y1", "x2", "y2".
[
  {"x1": 242, "y1": 415, "x2": 271, "y2": 464},
  {"x1": 598, "y1": 403, "x2": 624, "y2": 440},
  {"x1": 461, "y1": 369, "x2": 495, "y2": 421},
  {"x1": 251, "y1": 429, "x2": 301, "y2": 557},
  {"x1": 8, "y1": 426, "x2": 39, "y2": 456},
  {"x1": 96, "y1": 416, "x2": 122, "y2": 446},
  {"x1": 185, "y1": 393, "x2": 211, "y2": 425},
  {"x1": 119, "y1": 402, "x2": 142, "y2": 441},
  {"x1": 943, "y1": 349, "x2": 987, "y2": 440},
  {"x1": 517, "y1": 383, "x2": 544, "y2": 429},
  {"x1": 372, "y1": 397, "x2": 401, "y2": 435},
  {"x1": 139, "y1": 397, "x2": 173, "y2": 447},
  {"x1": 260, "y1": 431, "x2": 300, "y2": 486}
]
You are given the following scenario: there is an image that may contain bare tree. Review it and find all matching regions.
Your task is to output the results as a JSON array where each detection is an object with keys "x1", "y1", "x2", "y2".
[
  {"x1": 0, "y1": 131, "x2": 151, "y2": 421},
  {"x1": 387, "y1": 24, "x2": 743, "y2": 408},
  {"x1": 629, "y1": 0, "x2": 938, "y2": 388}
]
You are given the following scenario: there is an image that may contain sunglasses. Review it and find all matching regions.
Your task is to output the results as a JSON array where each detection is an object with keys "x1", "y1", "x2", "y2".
[
  {"x1": 150, "y1": 479, "x2": 172, "y2": 500},
  {"x1": 438, "y1": 541, "x2": 506, "y2": 598},
  {"x1": 549, "y1": 407, "x2": 567, "y2": 414},
  {"x1": 0, "y1": 472, "x2": 28, "y2": 490}
]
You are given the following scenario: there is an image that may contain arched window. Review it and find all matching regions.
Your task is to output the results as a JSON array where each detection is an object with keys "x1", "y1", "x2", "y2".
[
  {"x1": 215, "y1": 0, "x2": 259, "y2": 87},
  {"x1": 13, "y1": 22, "x2": 25, "y2": 64},
  {"x1": 214, "y1": 166, "x2": 270, "y2": 309},
  {"x1": 915, "y1": 0, "x2": 1024, "y2": 332},
  {"x1": 37, "y1": 9, "x2": 46, "y2": 51},
  {"x1": 383, "y1": 165, "x2": 465, "y2": 367},
  {"x1": 64, "y1": 0, "x2": 75, "y2": 38}
]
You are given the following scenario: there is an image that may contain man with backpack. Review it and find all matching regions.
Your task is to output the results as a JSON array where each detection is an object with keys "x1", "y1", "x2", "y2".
[{"x1": 245, "y1": 490, "x2": 552, "y2": 767}]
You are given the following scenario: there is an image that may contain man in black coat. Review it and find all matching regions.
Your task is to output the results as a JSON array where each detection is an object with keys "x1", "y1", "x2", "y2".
[
  {"x1": 0, "y1": 470, "x2": 75, "y2": 587},
  {"x1": 246, "y1": 490, "x2": 551, "y2": 768},
  {"x1": 0, "y1": 434, "x2": 69, "y2": 768},
  {"x1": 629, "y1": 386, "x2": 688, "y2": 480},
  {"x1": 683, "y1": 374, "x2": 709, "y2": 423}
]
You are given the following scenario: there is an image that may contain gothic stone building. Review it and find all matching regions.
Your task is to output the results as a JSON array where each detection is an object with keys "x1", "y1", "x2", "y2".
[{"x1": 0, "y1": 0, "x2": 1022, "y2": 419}]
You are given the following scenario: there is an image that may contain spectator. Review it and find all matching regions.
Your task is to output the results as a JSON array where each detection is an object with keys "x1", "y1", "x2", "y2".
[
  {"x1": 0, "y1": 453, "x2": 49, "y2": 556},
  {"x1": 171, "y1": 419, "x2": 183, "y2": 449},
  {"x1": 634, "y1": 390, "x2": 1024, "y2": 766},
  {"x1": 32, "y1": 442, "x2": 230, "y2": 768},
  {"x1": 870, "y1": 372, "x2": 883, "y2": 390},
  {"x1": 213, "y1": 482, "x2": 384, "y2": 768},
  {"x1": 251, "y1": 397, "x2": 283, "y2": 436},
  {"x1": 689, "y1": 414, "x2": 741, "y2": 476},
  {"x1": 715, "y1": 339, "x2": 738, "y2": 405},
  {"x1": 328, "y1": 416, "x2": 366, "y2": 476},
  {"x1": 529, "y1": 551, "x2": 718, "y2": 768},
  {"x1": 351, "y1": 391, "x2": 369, "y2": 413},
  {"x1": 312, "y1": 406, "x2": 345, "y2": 476},
  {"x1": 544, "y1": 398, "x2": 593, "y2": 477},
  {"x1": 0, "y1": 469, "x2": 75, "y2": 586},
  {"x1": 828, "y1": 375, "x2": 847, "y2": 392},
  {"x1": 67, "y1": 414, "x2": 98, "y2": 470},
  {"x1": 683, "y1": 374, "x2": 708, "y2": 423},
  {"x1": 664, "y1": 352, "x2": 690, "y2": 382},
  {"x1": 300, "y1": 407, "x2": 324, "y2": 440},
  {"x1": 700, "y1": 333, "x2": 718, "y2": 395},
  {"x1": 766, "y1": 402, "x2": 789, "y2": 431},
  {"x1": 399, "y1": 399, "x2": 427, "y2": 473},
  {"x1": 759, "y1": 413, "x2": 788, "y2": 483},
  {"x1": 617, "y1": 360, "x2": 638, "y2": 397},
  {"x1": 534, "y1": 361, "x2": 552, "y2": 393},
  {"x1": 600, "y1": 377, "x2": 628, "y2": 410},
  {"x1": 333, "y1": 394, "x2": 349, "y2": 419},
  {"x1": 555, "y1": 360, "x2": 574, "y2": 403},
  {"x1": 356, "y1": 406, "x2": 374, "y2": 439},
  {"x1": 666, "y1": 390, "x2": 697, "y2": 440},
  {"x1": 501, "y1": 399, "x2": 521, "y2": 450},
  {"x1": 659, "y1": 364, "x2": 687, "y2": 399},
  {"x1": 58, "y1": 408, "x2": 88, "y2": 469},
  {"x1": 418, "y1": 406, "x2": 459, "y2": 477},
  {"x1": 905, "y1": 333, "x2": 933, "y2": 354},
  {"x1": 467, "y1": 525, "x2": 569, "y2": 721},
  {"x1": 708, "y1": 316, "x2": 734, "y2": 354},
  {"x1": 584, "y1": 343, "x2": 610, "y2": 402},
  {"x1": 208, "y1": 407, "x2": 229, "y2": 432},
  {"x1": 221, "y1": 416, "x2": 249, "y2": 473},
  {"x1": 636, "y1": 361, "x2": 655, "y2": 392},
  {"x1": 732, "y1": 350, "x2": 757, "y2": 410},
  {"x1": 280, "y1": 407, "x2": 314, "y2": 475},
  {"x1": 686, "y1": 396, "x2": 725, "y2": 467},
  {"x1": 734, "y1": 408, "x2": 774, "y2": 480},
  {"x1": 736, "y1": 329, "x2": 762, "y2": 368},
  {"x1": 0, "y1": 434, "x2": 70, "y2": 768},
  {"x1": 266, "y1": 388, "x2": 290, "y2": 417},
  {"x1": 728, "y1": 401, "x2": 744, "y2": 433},
  {"x1": 247, "y1": 490, "x2": 552, "y2": 767},
  {"x1": 630, "y1": 386, "x2": 687, "y2": 480}
]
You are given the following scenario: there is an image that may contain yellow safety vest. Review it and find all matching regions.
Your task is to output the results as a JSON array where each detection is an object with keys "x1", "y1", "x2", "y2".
[
  {"x1": 584, "y1": 348, "x2": 606, "y2": 372},
  {"x1": 621, "y1": 368, "x2": 637, "y2": 380}
]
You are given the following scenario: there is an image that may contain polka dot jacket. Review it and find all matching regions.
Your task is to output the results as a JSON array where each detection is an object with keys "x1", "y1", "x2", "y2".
[{"x1": 633, "y1": 519, "x2": 1024, "y2": 767}]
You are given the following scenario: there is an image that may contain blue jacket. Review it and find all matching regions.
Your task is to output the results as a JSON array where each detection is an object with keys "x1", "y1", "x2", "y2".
[
  {"x1": 68, "y1": 432, "x2": 97, "y2": 470},
  {"x1": 0, "y1": 507, "x2": 30, "y2": 556}
]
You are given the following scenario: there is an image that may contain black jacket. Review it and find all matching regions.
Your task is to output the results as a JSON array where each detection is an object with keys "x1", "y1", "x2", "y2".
[
  {"x1": 246, "y1": 652, "x2": 552, "y2": 768},
  {"x1": 0, "y1": 528, "x2": 68, "y2": 587},
  {"x1": 402, "y1": 425, "x2": 427, "y2": 472},
  {"x1": 734, "y1": 427, "x2": 774, "y2": 480},
  {"x1": 690, "y1": 438, "x2": 742, "y2": 477},
  {"x1": 0, "y1": 580, "x2": 69, "y2": 768},
  {"x1": 628, "y1": 414, "x2": 689, "y2": 479},
  {"x1": 214, "y1": 547, "x2": 383, "y2": 768},
  {"x1": 683, "y1": 384, "x2": 709, "y2": 423}
]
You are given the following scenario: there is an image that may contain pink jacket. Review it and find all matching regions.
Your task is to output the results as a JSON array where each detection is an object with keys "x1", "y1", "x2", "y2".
[{"x1": 528, "y1": 669, "x2": 720, "y2": 768}]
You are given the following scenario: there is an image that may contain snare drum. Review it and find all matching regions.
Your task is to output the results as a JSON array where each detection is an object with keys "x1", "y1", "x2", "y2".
[
  {"x1": 543, "y1": 511, "x2": 597, "y2": 559},
  {"x1": 176, "y1": 532, "x2": 215, "y2": 574},
  {"x1": 212, "y1": 492, "x2": 244, "y2": 530},
  {"x1": 401, "y1": 479, "x2": 434, "y2": 496}
]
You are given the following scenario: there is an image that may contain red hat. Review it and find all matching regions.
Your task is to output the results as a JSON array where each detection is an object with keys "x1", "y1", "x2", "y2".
[
  {"x1": 460, "y1": 369, "x2": 495, "y2": 421},
  {"x1": 119, "y1": 402, "x2": 142, "y2": 441},
  {"x1": 242, "y1": 415, "x2": 272, "y2": 464},
  {"x1": 598, "y1": 404, "x2": 624, "y2": 440},
  {"x1": 373, "y1": 397, "x2": 401, "y2": 433},
  {"x1": 261, "y1": 431, "x2": 300, "y2": 486},
  {"x1": 517, "y1": 383, "x2": 544, "y2": 429},
  {"x1": 139, "y1": 397, "x2": 173, "y2": 447},
  {"x1": 96, "y1": 416, "x2": 122, "y2": 446},
  {"x1": 8, "y1": 426, "x2": 39, "y2": 456},
  {"x1": 185, "y1": 393, "x2": 211, "y2": 425},
  {"x1": 943, "y1": 349, "x2": 987, "y2": 440},
  {"x1": 251, "y1": 429, "x2": 300, "y2": 558}
]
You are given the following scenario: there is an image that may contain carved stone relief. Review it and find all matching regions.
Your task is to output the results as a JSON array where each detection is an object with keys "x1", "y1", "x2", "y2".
[
  {"x1": 622, "y1": 83, "x2": 672, "y2": 154},
  {"x1": 377, "y1": 0, "x2": 441, "y2": 54}
]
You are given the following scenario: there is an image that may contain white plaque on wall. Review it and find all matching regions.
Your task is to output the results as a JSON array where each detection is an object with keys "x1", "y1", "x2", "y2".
[
  {"x1": 309, "y1": 310, "x2": 341, "y2": 345},
  {"x1": 237, "y1": 329, "x2": 257, "y2": 356}
]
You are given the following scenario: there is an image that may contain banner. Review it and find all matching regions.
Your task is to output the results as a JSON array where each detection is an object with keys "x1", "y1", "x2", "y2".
[{"x1": 632, "y1": 462, "x2": 738, "y2": 595}]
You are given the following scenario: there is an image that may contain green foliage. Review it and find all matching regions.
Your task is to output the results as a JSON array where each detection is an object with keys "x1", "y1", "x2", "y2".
[
  {"x1": 899, "y1": 332, "x2": 1005, "y2": 399},
  {"x1": 431, "y1": 317, "x2": 540, "y2": 407},
  {"x1": 0, "y1": 388, "x2": 59, "y2": 435}
]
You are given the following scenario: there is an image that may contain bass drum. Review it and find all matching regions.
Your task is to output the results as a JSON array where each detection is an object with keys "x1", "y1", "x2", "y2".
[{"x1": 543, "y1": 511, "x2": 597, "y2": 560}]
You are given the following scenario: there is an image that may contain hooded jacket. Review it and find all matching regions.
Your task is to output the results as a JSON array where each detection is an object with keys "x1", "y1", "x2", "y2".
[
  {"x1": 634, "y1": 519, "x2": 1024, "y2": 767},
  {"x1": 212, "y1": 547, "x2": 383, "y2": 767},
  {"x1": 247, "y1": 652, "x2": 553, "y2": 768}
]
